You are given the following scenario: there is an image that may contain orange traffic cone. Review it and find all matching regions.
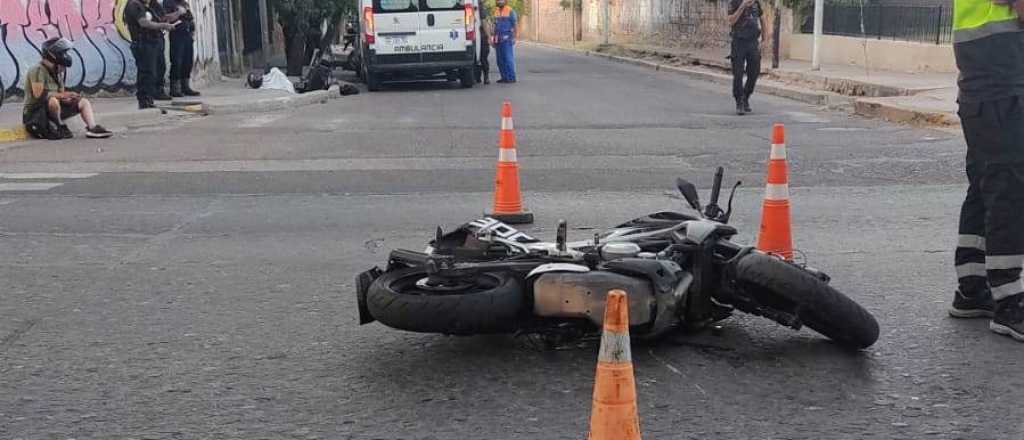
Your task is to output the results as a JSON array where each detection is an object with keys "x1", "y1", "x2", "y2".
[
  {"x1": 756, "y1": 123, "x2": 794, "y2": 260},
  {"x1": 587, "y1": 289, "x2": 642, "y2": 440},
  {"x1": 486, "y1": 101, "x2": 534, "y2": 224}
]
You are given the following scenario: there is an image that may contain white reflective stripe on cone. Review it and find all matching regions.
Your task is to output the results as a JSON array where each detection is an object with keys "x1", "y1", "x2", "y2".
[
  {"x1": 764, "y1": 183, "x2": 789, "y2": 201},
  {"x1": 597, "y1": 331, "x2": 632, "y2": 363},
  {"x1": 498, "y1": 148, "x2": 517, "y2": 162},
  {"x1": 987, "y1": 254, "x2": 1024, "y2": 270},
  {"x1": 769, "y1": 144, "x2": 787, "y2": 160},
  {"x1": 991, "y1": 279, "x2": 1024, "y2": 301},
  {"x1": 958, "y1": 234, "x2": 986, "y2": 251},
  {"x1": 956, "y1": 262, "x2": 987, "y2": 279},
  {"x1": 501, "y1": 118, "x2": 514, "y2": 130}
]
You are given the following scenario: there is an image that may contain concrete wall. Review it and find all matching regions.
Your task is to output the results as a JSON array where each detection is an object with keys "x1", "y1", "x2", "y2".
[
  {"x1": 0, "y1": 0, "x2": 220, "y2": 98},
  {"x1": 787, "y1": 34, "x2": 955, "y2": 73},
  {"x1": 518, "y1": 0, "x2": 579, "y2": 44}
]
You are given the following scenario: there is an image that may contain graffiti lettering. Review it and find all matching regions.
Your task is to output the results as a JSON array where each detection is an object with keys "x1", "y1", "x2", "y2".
[{"x1": 0, "y1": 0, "x2": 218, "y2": 97}]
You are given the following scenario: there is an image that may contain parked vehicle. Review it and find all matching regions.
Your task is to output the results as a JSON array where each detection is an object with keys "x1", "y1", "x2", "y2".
[
  {"x1": 347, "y1": 0, "x2": 480, "y2": 91},
  {"x1": 355, "y1": 167, "x2": 881, "y2": 349}
]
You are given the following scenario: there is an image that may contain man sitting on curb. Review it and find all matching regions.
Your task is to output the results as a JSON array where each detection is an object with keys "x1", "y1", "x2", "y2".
[{"x1": 23, "y1": 38, "x2": 112, "y2": 140}]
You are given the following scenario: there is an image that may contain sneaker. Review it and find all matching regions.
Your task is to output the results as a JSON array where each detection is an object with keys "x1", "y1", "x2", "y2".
[
  {"x1": 58, "y1": 124, "x2": 73, "y2": 139},
  {"x1": 949, "y1": 289, "x2": 995, "y2": 318},
  {"x1": 990, "y1": 294, "x2": 1024, "y2": 342},
  {"x1": 496, "y1": 79, "x2": 509, "y2": 84},
  {"x1": 85, "y1": 125, "x2": 113, "y2": 139},
  {"x1": 154, "y1": 90, "x2": 173, "y2": 101},
  {"x1": 139, "y1": 99, "x2": 156, "y2": 110}
]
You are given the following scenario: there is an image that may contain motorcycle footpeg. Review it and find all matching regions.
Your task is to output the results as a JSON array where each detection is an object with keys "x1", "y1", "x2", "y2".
[{"x1": 355, "y1": 267, "x2": 383, "y2": 325}]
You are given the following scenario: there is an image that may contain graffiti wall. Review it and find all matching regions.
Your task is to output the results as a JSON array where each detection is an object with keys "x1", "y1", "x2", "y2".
[{"x1": 0, "y1": 0, "x2": 219, "y2": 97}]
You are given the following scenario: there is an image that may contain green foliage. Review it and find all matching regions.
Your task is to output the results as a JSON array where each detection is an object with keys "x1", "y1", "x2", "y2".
[
  {"x1": 558, "y1": 0, "x2": 581, "y2": 12},
  {"x1": 273, "y1": 0, "x2": 357, "y2": 33},
  {"x1": 481, "y1": 0, "x2": 530, "y2": 17}
]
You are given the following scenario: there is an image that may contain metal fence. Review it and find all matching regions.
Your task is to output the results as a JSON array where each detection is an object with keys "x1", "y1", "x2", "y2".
[{"x1": 800, "y1": 3, "x2": 953, "y2": 45}]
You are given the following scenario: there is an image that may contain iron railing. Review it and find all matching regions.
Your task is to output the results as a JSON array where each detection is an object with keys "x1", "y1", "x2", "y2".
[{"x1": 800, "y1": 3, "x2": 953, "y2": 45}]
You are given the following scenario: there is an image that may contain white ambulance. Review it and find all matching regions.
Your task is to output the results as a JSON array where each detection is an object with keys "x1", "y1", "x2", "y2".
[{"x1": 352, "y1": 0, "x2": 480, "y2": 91}]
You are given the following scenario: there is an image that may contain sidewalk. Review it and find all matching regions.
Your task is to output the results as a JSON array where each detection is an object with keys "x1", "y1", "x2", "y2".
[
  {"x1": 0, "y1": 79, "x2": 342, "y2": 145},
  {"x1": 535, "y1": 41, "x2": 959, "y2": 127}
]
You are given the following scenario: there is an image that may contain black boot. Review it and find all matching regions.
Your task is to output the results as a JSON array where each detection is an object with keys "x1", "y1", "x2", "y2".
[
  {"x1": 170, "y1": 81, "x2": 183, "y2": 98},
  {"x1": 154, "y1": 86, "x2": 172, "y2": 101},
  {"x1": 181, "y1": 79, "x2": 201, "y2": 97},
  {"x1": 743, "y1": 95, "x2": 752, "y2": 113},
  {"x1": 735, "y1": 99, "x2": 745, "y2": 115},
  {"x1": 483, "y1": 70, "x2": 490, "y2": 85}
]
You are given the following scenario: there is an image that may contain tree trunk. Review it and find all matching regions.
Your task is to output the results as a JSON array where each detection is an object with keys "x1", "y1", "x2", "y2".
[{"x1": 283, "y1": 24, "x2": 307, "y2": 76}]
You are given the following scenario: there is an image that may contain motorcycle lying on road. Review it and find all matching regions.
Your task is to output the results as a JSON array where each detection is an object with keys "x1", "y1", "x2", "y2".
[{"x1": 355, "y1": 167, "x2": 880, "y2": 349}]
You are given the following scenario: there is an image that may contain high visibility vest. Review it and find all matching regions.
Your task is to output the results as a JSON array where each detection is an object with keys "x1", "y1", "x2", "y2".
[{"x1": 954, "y1": 0, "x2": 1021, "y2": 43}]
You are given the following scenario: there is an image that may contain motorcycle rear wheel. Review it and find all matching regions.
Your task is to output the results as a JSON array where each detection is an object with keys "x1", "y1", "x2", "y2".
[
  {"x1": 366, "y1": 267, "x2": 523, "y2": 335},
  {"x1": 733, "y1": 252, "x2": 880, "y2": 349}
]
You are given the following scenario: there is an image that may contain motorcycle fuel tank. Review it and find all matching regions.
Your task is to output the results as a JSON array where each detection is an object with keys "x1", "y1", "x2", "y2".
[{"x1": 532, "y1": 271, "x2": 655, "y2": 327}]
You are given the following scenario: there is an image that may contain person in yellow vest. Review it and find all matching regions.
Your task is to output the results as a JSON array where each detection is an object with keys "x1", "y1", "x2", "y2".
[{"x1": 948, "y1": 0, "x2": 1024, "y2": 342}]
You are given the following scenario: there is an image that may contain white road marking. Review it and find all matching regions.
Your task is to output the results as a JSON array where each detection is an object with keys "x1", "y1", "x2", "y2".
[
  {"x1": 0, "y1": 199, "x2": 17, "y2": 205},
  {"x1": 0, "y1": 183, "x2": 64, "y2": 192},
  {"x1": 0, "y1": 173, "x2": 97, "y2": 179}
]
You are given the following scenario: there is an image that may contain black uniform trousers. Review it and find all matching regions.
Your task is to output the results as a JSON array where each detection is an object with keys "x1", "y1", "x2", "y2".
[
  {"x1": 131, "y1": 39, "x2": 162, "y2": 103},
  {"x1": 730, "y1": 37, "x2": 760, "y2": 101},
  {"x1": 169, "y1": 34, "x2": 195, "y2": 81},
  {"x1": 955, "y1": 96, "x2": 1024, "y2": 302}
]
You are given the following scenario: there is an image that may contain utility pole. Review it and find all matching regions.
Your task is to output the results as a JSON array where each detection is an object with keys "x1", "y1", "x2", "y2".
[
  {"x1": 603, "y1": 0, "x2": 610, "y2": 45},
  {"x1": 812, "y1": 0, "x2": 823, "y2": 69}
]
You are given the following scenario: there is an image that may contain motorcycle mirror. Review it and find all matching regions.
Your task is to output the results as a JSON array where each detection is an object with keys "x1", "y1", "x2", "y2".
[
  {"x1": 556, "y1": 219, "x2": 567, "y2": 252},
  {"x1": 676, "y1": 178, "x2": 702, "y2": 212}
]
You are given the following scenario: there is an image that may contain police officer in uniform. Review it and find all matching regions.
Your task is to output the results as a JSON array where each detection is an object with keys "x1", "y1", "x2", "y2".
[
  {"x1": 124, "y1": 0, "x2": 178, "y2": 109},
  {"x1": 949, "y1": 0, "x2": 1024, "y2": 341},
  {"x1": 726, "y1": 0, "x2": 765, "y2": 115},
  {"x1": 164, "y1": 0, "x2": 201, "y2": 97}
]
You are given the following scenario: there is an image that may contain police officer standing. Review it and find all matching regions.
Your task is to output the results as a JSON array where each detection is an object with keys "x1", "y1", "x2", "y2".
[
  {"x1": 493, "y1": 0, "x2": 517, "y2": 84},
  {"x1": 152, "y1": 1, "x2": 185, "y2": 101},
  {"x1": 477, "y1": 4, "x2": 492, "y2": 85},
  {"x1": 164, "y1": 0, "x2": 201, "y2": 97},
  {"x1": 124, "y1": 0, "x2": 178, "y2": 109},
  {"x1": 948, "y1": 0, "x2": 1024, "y2": 342},
  {"x1": 726, "y1": 0, "x2": 765, "y2": 115}
]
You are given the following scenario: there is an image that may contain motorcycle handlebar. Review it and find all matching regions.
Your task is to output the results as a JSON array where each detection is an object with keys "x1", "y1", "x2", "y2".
[{"x1": 709, "y1": 166, "x2": 724, "y2": 208}]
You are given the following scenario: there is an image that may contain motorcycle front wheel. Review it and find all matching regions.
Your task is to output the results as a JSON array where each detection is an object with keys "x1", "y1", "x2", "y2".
[
  {"x1": 733, "y1": 252, "x2": 880, "y2": 349},
  {"x1": 366, "y1": 267, "x2": 524, "y2": 335}
]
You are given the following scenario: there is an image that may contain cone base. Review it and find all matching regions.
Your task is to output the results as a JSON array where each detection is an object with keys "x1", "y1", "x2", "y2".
[{"x1": 485, "y1": 210, "x2": 534, "y2": 225}]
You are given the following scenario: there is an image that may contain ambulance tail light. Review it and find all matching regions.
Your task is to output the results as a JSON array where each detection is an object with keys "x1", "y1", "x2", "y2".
[
  {"x1": 364, "y1": 6, "x2": 375, "y2": 45},
  {"x1": 465, "y1": 4, "x2": 476, "y2": 42}
]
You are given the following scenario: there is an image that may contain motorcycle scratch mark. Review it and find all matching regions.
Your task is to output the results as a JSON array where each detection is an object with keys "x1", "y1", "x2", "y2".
[{"x1": 649, "y1": 348, "x2": 709, "y2": 398}]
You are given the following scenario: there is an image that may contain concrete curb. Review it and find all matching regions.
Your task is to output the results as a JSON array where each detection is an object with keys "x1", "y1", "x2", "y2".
[
  {"x1": 202, "y1": 85, "x2": 341, "y2": 116},
  {"x1": 853, "y1": 98, "x2": 960, "y2": 127},
  {"x1": 0, "y1": 108, "x2": 165, "y2": 147},
  {"x1": 0, "y1": 85, "x2": 342, "y2": 145},
  {"x1": 526, "y1": 42, "x2": 848, "y2": 108}
]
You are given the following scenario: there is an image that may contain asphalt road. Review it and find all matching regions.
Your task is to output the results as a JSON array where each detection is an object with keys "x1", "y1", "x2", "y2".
[{"x1": 1, "y1": 45, "x2": 1020, "y2": 440}]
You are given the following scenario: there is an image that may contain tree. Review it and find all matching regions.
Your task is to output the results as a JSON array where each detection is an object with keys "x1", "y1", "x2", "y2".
[{"x1": 273, "y1": 0, "x2": 356, "y2": 75}]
